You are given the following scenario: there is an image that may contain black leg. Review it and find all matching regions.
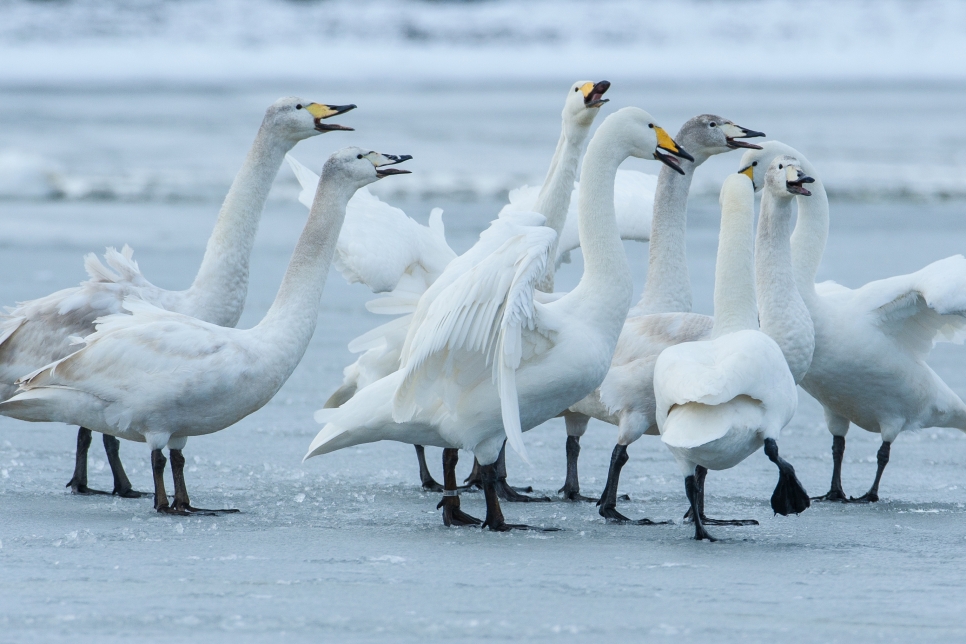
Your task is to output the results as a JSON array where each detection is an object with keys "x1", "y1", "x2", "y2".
[
  {"x1": 480, "y1": 462, "x2": 558, "y2": 532},
  {"x1": 685, "y1": 472, "x2": 715, "y2": 542},
  {"x1": 597, "y1": 445, "x2": 668, "y2": 525},
  {"x1": 683, "y1": 466, "x2": 758, "y2": 527},
  {"x1": 558, "y1": 436, "x2": 595, "y2": 501},
  {"x1": 66, "y1": 427, "x2": 109, "y2": 495},
  {"x1": 812, "y1": 435, "x2": 848, "y2": 501},
  {"x1": 492, "y1": 441, "x2": 548, "y2": 502},
  {"x1": 461, "y1": 457, "x2": 483, "y2": 491},
  {"x1": 847, "y1": 440, "x2": 890, "y2": 503},
  {"x1": 151, "y1": 449, "x2": 179, "y2": 514},
  {"x1": 169, "y1": 449, "x2": 239, "y2": 515},
  {"x1": 415, "y1": 445, "x2": 443, "y2": 492},
  {"x1": 764, "y1": 438, "x2": 811, "y2": 515},
  {"x1": 437, "y1": 448, "x2": 481, "y2": 527},
  {"x1": 102, "y1": 434, "x2": 146, "y2": 498}
]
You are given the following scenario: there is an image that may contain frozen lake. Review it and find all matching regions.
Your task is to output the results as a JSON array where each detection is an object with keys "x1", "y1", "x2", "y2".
[{"x1": 2, "y1": 75, "x2": 966, "y2": 642}]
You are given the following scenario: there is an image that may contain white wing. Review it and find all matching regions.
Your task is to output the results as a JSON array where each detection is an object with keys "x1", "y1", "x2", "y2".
[
  {"x1": 0, "y1": 245, "x2": 167, "y2": 395},
  {"x1": 287, "y1": 154, "x2": 456, "y2": 294},
  {"x1": 393, "y1": 219, "x2": 558, "y2": 462},
  {"x1": 822, "y1": 255, "x2": 966, "y2": 357},
  {"x1": 500, "y1": 170, "x2": 656, "y2": 266}
]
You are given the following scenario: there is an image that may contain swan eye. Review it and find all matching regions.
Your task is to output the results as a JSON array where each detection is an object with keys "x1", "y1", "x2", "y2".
[
  {"x1": 648, "y1": 123, "x2": 654, "y2": 128},
  {"x1": 574, "y1": 87, "x2": 579, "y2": 92},
  {"x1": 752, "y1": 161, "x2": 758, "y2": 166},
  {"x1": 709, "y1": 122, "x2": 716, "y2": 127},
  {"x1": 357, "y1": 154, "x2": 363, "y2": 159},
  {"x1": 778, "y1": 164, "x2": 783, "y2": 169},
  {"x1": 296, "y1": 104, "x2": 303, "y2": 110}
]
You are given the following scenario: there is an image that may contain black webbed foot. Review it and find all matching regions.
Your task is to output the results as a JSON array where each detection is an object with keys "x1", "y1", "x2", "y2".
[
  {"x1": 437, "y1": 495, "x2": 482, "y2": 527},
  {"x1": 764, "y1": 439, "x2": 810, "y2": 516},
  {"x1": 113, "y1": 487, "x2": 148, "y2": 499},
  {"x1": 811, "y1": 488, "x2": 848, "y2": 502},
  {"x1": 599, "y1": 503, "x2": 670, "y2": 525},
  {"x1": 682, "y1": 507, "x2": 757, "y2": 526},
  {"x1": 558, "y1": 487, "x2": 597, "y2": 502},
  {"x1": 66, "y1": 479, "x2": 110, "y2": 495},
  {"x1": 494, "y1": 478, "x2": 549, "y2": 502},
  {"x1": 846, "y1": 491, "x2": 879, "y2": 504}
]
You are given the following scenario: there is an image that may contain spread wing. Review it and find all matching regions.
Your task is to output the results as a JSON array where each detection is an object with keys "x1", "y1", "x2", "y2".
[
  {"x1": 392, "y1": 219, "x2": 558, "y2": 462},
  {"x1": 826, "y1": 255, "x2": 966, "y2": 357},
  {"x1": 288, "y1": 154, "x2": 456, "y2": 294}
]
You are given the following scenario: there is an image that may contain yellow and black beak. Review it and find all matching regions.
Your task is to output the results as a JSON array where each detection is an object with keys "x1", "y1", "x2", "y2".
[
  {"x1": 722, "y1": 122, "x2": 766, "y2": 150},
  {"x1": 363, "y1": 151, "x2": 413, "y2": 178},
  {"x1": 303, "y1": 102, "x2": 357, "y2": 132},
  {"x1": 739, "y1": 163, "x2": 756, "y2": 185},
  {"x1": 785, "y1": 167, "x2": 814, "y2": 196},
  {"x1": 653, "y1": 125, "x2": 694, "y2": 175},
  {"x1": 581, "y1": 80, "x2": 611, "y2": 108}
]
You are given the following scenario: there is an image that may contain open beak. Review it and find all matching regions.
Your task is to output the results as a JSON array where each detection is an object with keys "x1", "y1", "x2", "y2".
[
  {"x1": 581, "y1": 80, "x2": 611, "y2": 108},
  {"x1": 304, "y1": 103, "x2": 357, "y2": 132},
  {"x1": 364, "y1": 152, "x2": 413, "y2": 178},
  {"x1": 653, "y1": 125, "x2": 694, "y2": 175},
  {"x1": 786, "y1": 167, "x2": 814, "y2": 196},
  {"x1": 721, "y1": 122, "x2": 765, "y2": 149}
]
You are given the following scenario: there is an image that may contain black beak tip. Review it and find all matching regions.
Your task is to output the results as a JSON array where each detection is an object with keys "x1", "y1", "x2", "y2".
[
  {"x1": 743, "y1": 128, "x2": 766, "y2": 138},
  {"x1": 676, "y1": 147, "x2": 695, "y2": 163}
]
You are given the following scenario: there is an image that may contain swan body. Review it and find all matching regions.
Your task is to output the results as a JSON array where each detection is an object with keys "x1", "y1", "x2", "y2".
[
  {"x1": 562, "y1": 115, "x2": 765, "y2": 511},
  {"x1": 0, "y1": 96, "x2": 354, "y2": 496},
  {"x1": 655, "y1": 165, "x2": 812, "y2": 541},
  {"x1": 739, "y1": 142, "x2": 966, "y2": 502},
  {"x1": 306, "y1": 108, "x2": 691, "y2": 529},
  {"x1": 0, "y1": 147, "x2": 410, "y2": 513}
]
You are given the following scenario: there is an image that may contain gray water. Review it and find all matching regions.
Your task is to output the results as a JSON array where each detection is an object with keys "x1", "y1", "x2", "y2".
[{"x1": 2, "y1": 78, "x2": 966, "y2": 643}]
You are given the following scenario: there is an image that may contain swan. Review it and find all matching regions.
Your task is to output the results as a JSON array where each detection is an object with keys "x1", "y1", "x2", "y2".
[
  {"x1": 0, "y1": 97, "x2": 355, "y2": 498},
  {"x1": 654, "y1": 162, "x2": 812, "y2": 541},
  {"x1": 0, "y1": 147, "x2": 410, "y2": 514},
  {"x1": 738, "y1": 142, "x2": 966, "y2": 503},
  {"x1": 292, "y1": 80, "x2": 617, "y2": 495},
  {"x1": 304, "y1": 107, "x2": 693, "y2": 530},
  {"x1": 560, "y1": 114, "x2": 766, "y2": 509}
]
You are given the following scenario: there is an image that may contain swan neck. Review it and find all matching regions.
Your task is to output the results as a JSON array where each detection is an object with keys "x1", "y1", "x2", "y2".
[
  {"x1": 534, "y1": 125, "x2": 591, "y2": 292},
  {"x1": 711, "y1": 183, "x2": 758, "y2": 339},
  {"x1": 187, "y1": 119, "x2": 291, "y2": 325},
  {"x1": 258, "y1": 172, "x2": 355, "y2": 352},
  {"x1": 636, "y1": 158, "x2": 702, "y2": 314},
  {"x1": 790, "y1": 178, "x2": 829, "y2": 303},
  {"x1": 756, "y1": 190, "x2": 815, "y2": 383},
  {"x1": 569, "y1": 129, "x2": 633, "y2": 324}
]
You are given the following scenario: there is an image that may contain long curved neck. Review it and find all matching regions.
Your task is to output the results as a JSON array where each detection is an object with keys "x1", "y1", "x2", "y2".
[
  {"x1": 711, "y1": 182, "x2": 757, "y2": 339},
  {"x1": 789, "y1": 176, "x2": 829, "y2": 305},
  {"x1": 535, "y1": 125, "x2": 591, "y2": 292},
  {"x1": 567, "y1": 131, "x2": 634, "y2": 328},
  {"x1": 186, "y1": 119, "x2": 293, "y2": 326},
  {"x1": 636, "y1": 152, "x2": 709, "y2": 314},
  {"x1": 256, "y1": 173, "x2": 354, "y2": 358},
  {"x1": 756, "y1": 190, "x2": 815, "y2": 383}
]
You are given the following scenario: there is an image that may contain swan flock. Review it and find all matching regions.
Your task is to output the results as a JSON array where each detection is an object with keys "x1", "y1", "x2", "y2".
[{"x1": 2, "y1": 82, "x2": 964, "y2": 542}]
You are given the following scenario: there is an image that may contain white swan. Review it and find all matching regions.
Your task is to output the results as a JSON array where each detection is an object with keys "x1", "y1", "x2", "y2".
[
  {"x1": 738, "y1": 141, "x2": 966, "y2": 503},
  {"x1": 0, "y1": 147, "x2": 410, "y2": 514},
  {"x1": 0, "y1": 96, "x2": 354, "y2": 498},
  {"x1": 654, "y1": 162, "x2": 812, "y2": 541},
  {"x1": 560, "y1": 114, "x2": 766, "y2": 508},
  {"x1": 292, "y1": 80, "x2": 618, "y2": 493},
  {"x1": 304, "y1": 107, "x2": 692, "y2": 530}
]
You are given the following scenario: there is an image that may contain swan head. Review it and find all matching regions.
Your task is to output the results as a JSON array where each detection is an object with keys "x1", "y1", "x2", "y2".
[
  {"x1": 322, "y1": 146, "x2": 412, "y2": 189},
  {"x1": 563, "y1": 80, "x2": 611, "y2": 129},
  {"x1": 677, "y1": 115, "x2": 765, "y2": 161},
  {"x1": 595, "y1": 107, "x2": 694, "y2": 174},
  {"x1": 764, "y1": 156, "x2": 814, "y2": 199},
  {"x1": 266, "y1": 96, "x2": 356, "y2": 141},
  {"x1": 737, "y1": 141, "x2": 810, "y2": 191}
]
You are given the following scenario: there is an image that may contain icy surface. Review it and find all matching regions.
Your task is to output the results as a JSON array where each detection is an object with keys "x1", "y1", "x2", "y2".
[{"x1": 2, "y1": 78, "x2": 966, "y2": 641}]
